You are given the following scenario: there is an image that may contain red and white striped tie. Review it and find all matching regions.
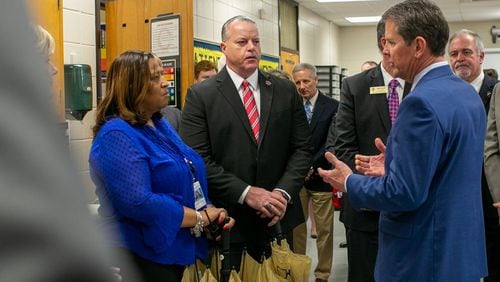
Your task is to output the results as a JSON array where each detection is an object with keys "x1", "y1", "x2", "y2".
[{"x1": 242, "y1": 80, "x2": 260, "y2": 142}]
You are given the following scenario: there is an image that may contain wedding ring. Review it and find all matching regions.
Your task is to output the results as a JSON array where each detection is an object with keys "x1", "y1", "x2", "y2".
[{"x1": 265, "y1": 203, "x2": 272, "y2": 209}]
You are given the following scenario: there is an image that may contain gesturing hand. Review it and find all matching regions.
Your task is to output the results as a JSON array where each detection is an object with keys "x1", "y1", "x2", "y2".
[
  {"x1": 318, "y1": 152, "x2": 352, "y2": 193},
  {"x1": 355, "y1": 137, "x2": 386, "y2": 176}
]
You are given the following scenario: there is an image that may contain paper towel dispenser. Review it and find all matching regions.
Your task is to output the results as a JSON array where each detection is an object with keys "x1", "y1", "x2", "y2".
[{"x1": 64, "y1": 64, "x2": 92, "y2": 120}]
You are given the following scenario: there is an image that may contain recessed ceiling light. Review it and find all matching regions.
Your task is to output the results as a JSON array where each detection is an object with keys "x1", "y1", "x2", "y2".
[{"x1": 345, "y1": 16, "x2": 381, "y2": 23}]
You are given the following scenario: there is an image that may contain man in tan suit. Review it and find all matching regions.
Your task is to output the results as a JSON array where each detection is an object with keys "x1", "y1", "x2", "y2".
[{"x1": 485, "y1": 82, "x2": 500, "y2": 221}]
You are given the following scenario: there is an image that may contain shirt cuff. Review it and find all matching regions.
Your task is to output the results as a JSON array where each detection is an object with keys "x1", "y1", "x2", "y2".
[
  {"x1": 238, "y1": 185, "x2": 251, "y2": 204},
  {"x1": 273, "y1": 188, "x2": 291, "y2": 202},
  {"x1": 344, "y1": 174, "x2": 351, "y2": 193}
]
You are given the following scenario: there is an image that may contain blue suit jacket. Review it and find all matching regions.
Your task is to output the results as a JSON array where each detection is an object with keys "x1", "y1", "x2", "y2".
[{"x1": 347, "y1": 65, "x2": 488, "y2": 281}]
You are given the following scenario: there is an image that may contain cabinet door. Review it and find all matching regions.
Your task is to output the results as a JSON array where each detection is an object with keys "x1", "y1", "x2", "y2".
[
  {"x1": 105, "y1": 0, "x2": 148, "y2": 65},
  {"x1": 27, "y1": 0, "x2": 65, "y2": 120}
]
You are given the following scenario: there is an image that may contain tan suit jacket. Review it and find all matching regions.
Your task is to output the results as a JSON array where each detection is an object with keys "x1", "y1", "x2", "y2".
[{"x1": 485, "y1": 82, "x2": 500, "y2": 205}]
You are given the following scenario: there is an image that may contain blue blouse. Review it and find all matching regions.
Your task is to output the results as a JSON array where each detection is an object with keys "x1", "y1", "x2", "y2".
[{"x1": 89, "y1": 116, "x2": 210, "y2": 265}]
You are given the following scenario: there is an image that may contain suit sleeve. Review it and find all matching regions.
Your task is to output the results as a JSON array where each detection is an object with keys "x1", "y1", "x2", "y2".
[
  {"x1": 485, "y1": 83, "x2": 500, "y2": 203},
  {"x1": 347, "y1": 95, "x2": 441, "y2": 212},
  {"x1": 180, "y1": 87, "x2": 249, "y2": 206},
  {"x1": 275, "y1": 83, "x2": 314, "y2": 195},
  {"x1": 332, "y1": 78, "x2": 358, "y2": 170}
]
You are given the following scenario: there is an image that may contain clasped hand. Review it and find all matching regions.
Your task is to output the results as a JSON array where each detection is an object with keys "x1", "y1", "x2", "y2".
[
  {"x1": 203, "y1": 206, "x2": 235, "y2": 240},
  {"x1": 245, "y1": 187, "x2": 287, "y2": 226}
]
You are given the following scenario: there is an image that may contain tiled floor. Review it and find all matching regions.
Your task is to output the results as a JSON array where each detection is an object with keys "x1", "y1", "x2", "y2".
[{"x1": 306, "y1": 210, "x2": 347, "y2": 282}]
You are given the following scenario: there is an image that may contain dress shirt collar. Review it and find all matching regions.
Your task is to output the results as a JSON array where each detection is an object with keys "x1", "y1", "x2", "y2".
[
  {"x1": 411, "y1": 61, "x2": 449, "y2": 92},
  {"x1": 381, "y1": 63, "x2": 405, "y2": 98},
  {"x1": 470, "y1": 70, "x2": 484, "y2": 93},
  {"x1": 303, "y1": 90, "x2": 319, "y2": 108},
  {"x1": 227, "y1": 66, "x2": 259, "y2": 91}
]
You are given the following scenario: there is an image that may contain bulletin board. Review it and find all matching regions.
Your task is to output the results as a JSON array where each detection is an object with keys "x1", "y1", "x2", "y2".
[{"x1": 151, "y1": 14, "x2": 181, "y2": 108}]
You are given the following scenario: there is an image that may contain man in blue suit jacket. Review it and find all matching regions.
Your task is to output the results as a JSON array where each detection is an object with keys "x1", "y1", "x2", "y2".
[{"x1": 319, "y1": 0, "x2": 488, "y2": 281}]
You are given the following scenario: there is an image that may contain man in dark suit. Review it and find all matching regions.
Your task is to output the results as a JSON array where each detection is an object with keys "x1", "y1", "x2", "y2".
[
  {"x1": 291, "y1": 63, "x2": 338, "y2": 282},
  {"x1": 320, "y1": 0, "x2": 487, "y2": 280},
  {"x1": 180, "y1": 15, "x2": 312, "y2": 267},
  {"x1": 325, "y1": 19, "x2": 410, "y2": 282},
  {"x1": 448, "y1": 29, "x2": 500, "y2": 282}
]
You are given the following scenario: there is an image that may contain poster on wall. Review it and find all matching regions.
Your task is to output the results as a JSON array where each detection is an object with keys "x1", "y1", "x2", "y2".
[
  {"x1": 280, "y1": 48, "x2": 300, "y2": 77},
  {"x1": 151, "y1": 14, "x2": 181, "y2": 108},
  {"x1": 194, "y1": 39, "x2": 279, "y2": 72}
]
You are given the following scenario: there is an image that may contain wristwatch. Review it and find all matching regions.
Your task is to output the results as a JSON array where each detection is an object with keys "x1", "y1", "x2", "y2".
[{"x1": 190, "y1": 210, "x2": 205, "y2": 237}]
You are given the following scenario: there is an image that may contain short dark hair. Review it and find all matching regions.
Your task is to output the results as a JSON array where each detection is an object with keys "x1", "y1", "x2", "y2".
[
  {"x1": 376, "y1": 19, "x2": 385, "y2": 52},
  {"x1": 221, "y1": 16, "x2": 256, "y2": 41},
  {"x1": 194, "y1": 60, "x2": 217, "y2": 79},
  {"x1": 382, "y1": 0, "x2": 449, "y2": 57},
  {"x1": 484, "y1": 68, "x2": 498, "y2": 80}
]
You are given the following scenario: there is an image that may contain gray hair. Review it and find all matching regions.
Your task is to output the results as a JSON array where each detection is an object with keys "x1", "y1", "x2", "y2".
[
  {"x1": 292, "y1": 63, "x2": 318, "y2": 78},
  {"x1": 448, "y1": 29, "x2": 484, "y2": 54},
  {"x1": 382, "y1": 0, "x2": 449, "y2": 57},
  {"x1": 221, "y1": 16, "x2": 257, "y2": 41},
  {"x1": 32, "y1": 25, "x2": 55, "y2": 57}
]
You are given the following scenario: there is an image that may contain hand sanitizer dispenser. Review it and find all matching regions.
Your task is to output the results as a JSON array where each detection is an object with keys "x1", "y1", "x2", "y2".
[{"x1": 64, "y1": 64, "x2": 92, "y2": 120}]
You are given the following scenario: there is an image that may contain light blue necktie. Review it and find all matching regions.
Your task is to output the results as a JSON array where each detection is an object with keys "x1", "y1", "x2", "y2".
[{"x1": 305, "y1": 100, "x2": 312, "y2": 123}]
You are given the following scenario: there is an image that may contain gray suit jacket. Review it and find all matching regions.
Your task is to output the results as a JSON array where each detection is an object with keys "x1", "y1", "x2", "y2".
[{"x1": 485, "y1": 82, "x2": 500, "y2": 204}]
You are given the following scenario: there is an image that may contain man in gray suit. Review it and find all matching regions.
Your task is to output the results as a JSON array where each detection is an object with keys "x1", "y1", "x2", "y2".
[{"x1": 485, "y1": 83, "x2": 500, "y2": 221}]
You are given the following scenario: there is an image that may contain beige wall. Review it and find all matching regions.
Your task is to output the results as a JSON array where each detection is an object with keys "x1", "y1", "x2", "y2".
[
  {"x1": 298, "y1": 6, "x2": 339, "y2": 65},
  {"x1": 194, "y1": 0, "x2": 280, "y2": 57},
  {"x1": 338, "y1": 21, "x2": 500, "y2": 77},
  {"x1": 338, "y1": 25, "x2": 379, "y2": 76}
]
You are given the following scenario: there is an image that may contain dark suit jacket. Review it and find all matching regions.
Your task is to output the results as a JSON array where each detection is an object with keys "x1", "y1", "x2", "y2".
[
  {"x1": 329, "y1": 65, "x2": 410, "y2": 232},
  {"x1": 180, "y1": 67, "x2": 313, "y2": 245},
  {"x1": 304, "y1": 92, "x2": 339, "y2": 192}
]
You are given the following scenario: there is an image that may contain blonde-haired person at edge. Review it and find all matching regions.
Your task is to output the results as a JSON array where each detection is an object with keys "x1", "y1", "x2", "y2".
[
  {"x1": 90, "y1": 50, "x2": 235, "y2": 282},
  {"x1": 33, "y1": 25, "x2": 58, "y2": 78},
  {"x1": 0, "y1": 0, "x2": 127, "y2": 275}
]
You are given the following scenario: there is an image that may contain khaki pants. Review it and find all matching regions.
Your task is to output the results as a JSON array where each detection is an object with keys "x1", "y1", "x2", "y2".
[{"x1": 293, "y1": 187, "x2": 334, "y2": 280}]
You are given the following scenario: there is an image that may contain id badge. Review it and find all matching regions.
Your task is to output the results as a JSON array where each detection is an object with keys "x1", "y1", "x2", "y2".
[{"x1": 193, "y1": 180, "x2": 207, "y2": 210}]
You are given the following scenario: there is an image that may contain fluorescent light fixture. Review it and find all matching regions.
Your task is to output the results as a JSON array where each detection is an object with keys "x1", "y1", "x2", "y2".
[
  {"x1": 317, "y1": 0, "x2": 378, "y2": 2},
  {"x1": 345, "y1": 16, "x2": 381, "y2": 23}
]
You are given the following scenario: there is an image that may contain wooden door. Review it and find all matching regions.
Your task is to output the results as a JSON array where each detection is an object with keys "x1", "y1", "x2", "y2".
[
  {"x1": 27, "y1": 0, "x2": 65, "y2": 120},
  {"x1": 105, "y1": 0, "x2": 193, "y2": 108}
]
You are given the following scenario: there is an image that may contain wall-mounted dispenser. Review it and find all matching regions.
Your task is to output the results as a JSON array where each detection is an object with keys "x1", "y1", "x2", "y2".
[{"x1": 64, "y1": 64, "x2": 92, "y2": 120}]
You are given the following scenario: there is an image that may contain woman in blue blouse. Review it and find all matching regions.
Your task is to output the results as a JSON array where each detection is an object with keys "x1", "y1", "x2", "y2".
[{"x1": 90, "y1": 51, "x2": 234, "y2": 281}]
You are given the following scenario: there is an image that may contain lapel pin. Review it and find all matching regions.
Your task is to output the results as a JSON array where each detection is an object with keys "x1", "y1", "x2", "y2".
[{"x1": 265, "y1": 80, "x2": 272, "y2": 86}]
